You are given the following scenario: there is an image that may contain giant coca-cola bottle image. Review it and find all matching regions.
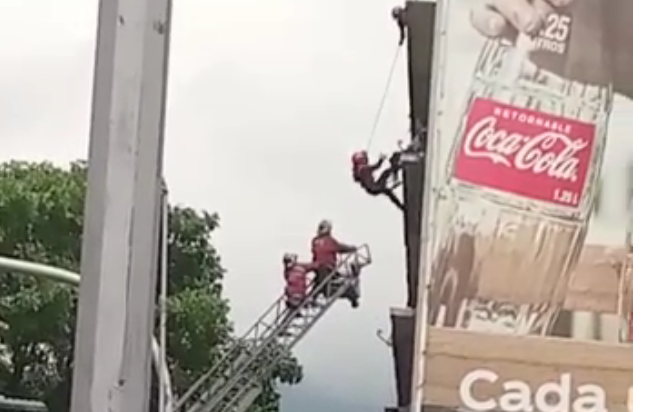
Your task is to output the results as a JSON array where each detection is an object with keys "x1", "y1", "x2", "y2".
[{"x1": 428, "y1": 0, "x2": 613, "y2": 335}]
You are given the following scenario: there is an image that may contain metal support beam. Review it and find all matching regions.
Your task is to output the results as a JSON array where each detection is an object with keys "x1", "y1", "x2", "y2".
[
  {"x1": 0, "y1": 256, "x2": 174, "y2": 411},
  {"x1": 409, "y1": 0, "x2": 445, "y2": 410},
  {"x1": 69, "y1": 0, "x2": 172, "y2": 410}
]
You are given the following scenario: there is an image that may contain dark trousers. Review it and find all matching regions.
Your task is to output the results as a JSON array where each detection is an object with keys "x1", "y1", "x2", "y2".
[
  {"x1": 361, "y1": 155, "x2": 405, "y2": 212},
  {"x1": 363, "y1": 181, "x2": 405, "y2": 211},
  {"x1": 313, "y1": 266, "x2": 333, "y2": 298}
]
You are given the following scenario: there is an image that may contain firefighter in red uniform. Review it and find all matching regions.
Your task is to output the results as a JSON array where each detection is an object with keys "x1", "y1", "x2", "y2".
[
  {"x1": 352, "y1": 151, "x2": 405, "y2": 211},
  {"x1": 282, "y1": 253, "x2": 316, "y2": 311},
  {"x1": 311, "y1": 220, "x2": 357, "y2": 303}
]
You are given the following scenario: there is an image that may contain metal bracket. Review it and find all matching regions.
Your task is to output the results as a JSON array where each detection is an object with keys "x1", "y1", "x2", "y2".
[{"x1": 376, "y1": 329, "x2": 393, "y2": 347}]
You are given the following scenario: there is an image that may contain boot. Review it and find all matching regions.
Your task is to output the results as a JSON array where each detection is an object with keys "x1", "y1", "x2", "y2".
[{"x1": 343, "y1": 285, "x2": 360, "y2": 308}]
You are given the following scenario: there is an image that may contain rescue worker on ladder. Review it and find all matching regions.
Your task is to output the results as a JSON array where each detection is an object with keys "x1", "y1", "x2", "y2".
[
  {"x1": 352, "y1": 151, "x2": 405, "y2": 212},
  {"x1": 282, "y1": 253, "x2": 316, "y2": 312},
  {"x1": 279, "y1": 253, "x2": 317, "y2": 336},
  {"x1": 311, "y1": 220, "x2": 359, "y2": 307}
]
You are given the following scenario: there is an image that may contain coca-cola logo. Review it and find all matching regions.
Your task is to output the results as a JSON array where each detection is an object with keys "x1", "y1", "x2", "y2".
[
  {"x1": 463, "y1": 116, "x2": 589, "y2": 183},
  {"x1": 454, "y1": 98, "x2": 596, "y2": 208}
]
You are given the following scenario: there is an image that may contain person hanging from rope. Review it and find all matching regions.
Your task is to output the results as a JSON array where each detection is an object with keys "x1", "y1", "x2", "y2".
[
  {"x1": 279, "y1": 253, "x2": 317, "y2": 336},
  {"x1": 392, "y1": 6, "x2": 408, "y2": 46},
  {"x1": 311, "y1": 220, "x2": 358, "y2": 304},
  {"x1": 352, "y1": 150, "x2": 405, "y2": 212}
]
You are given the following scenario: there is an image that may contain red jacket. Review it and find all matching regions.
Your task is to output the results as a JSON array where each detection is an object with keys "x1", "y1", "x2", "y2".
[
  {"x1": 311, "y1": 234, "x2": 355, "y2": 267},
  {"x1": 284, "y1": 263, "x2": 315, "y2": 298},
  {"x1": 353, "y1": 157, "x2": 384, "y2": 192}
]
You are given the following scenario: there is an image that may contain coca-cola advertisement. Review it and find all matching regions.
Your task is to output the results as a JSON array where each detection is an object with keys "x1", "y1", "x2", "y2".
[{"x1": 424, "y1": 0, "x2": 632, "y2": 336}]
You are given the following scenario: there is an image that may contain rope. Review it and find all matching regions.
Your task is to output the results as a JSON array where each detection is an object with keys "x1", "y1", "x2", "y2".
[{"x1": 365, "y1": 43, "x2": 402, "y2": 151}]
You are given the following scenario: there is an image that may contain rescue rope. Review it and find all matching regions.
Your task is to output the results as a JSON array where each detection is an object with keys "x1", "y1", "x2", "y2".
[{"x1": 365, "y1": 43, "x2": 402, "y2": 151}]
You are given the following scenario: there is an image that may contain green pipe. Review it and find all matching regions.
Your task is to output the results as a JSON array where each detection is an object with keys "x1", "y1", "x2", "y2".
[
  {"x1": 0, "y1": 255, "x2": 174, "y2": 411},
  {"x1": 0, "y1": 257, "x2": 79, "y2": 286}
]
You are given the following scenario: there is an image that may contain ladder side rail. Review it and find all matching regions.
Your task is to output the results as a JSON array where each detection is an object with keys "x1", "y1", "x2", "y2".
[
  {"x1": 174, "y1": 343, "x2": 252, "y2": 411},
  {"x1": 183, "y1": 301, "x2": 292, "y2": 412},
  {"x1": 232, "y1": 386, "x2": 262, "y2": 412},
  {"x1": 180, "y1": 300, "x2": 288, "y2": 412},
  {"x1": 178, "y1": 255, "x2": 333, "y2": 411},
  {"x1": 196, "y1": 371, "x2": 257, "y2": 412},
  {"x1": 190, "y1": 350, "x2": 254, "y2": 411},
  {"x1": 215, "y1": 376, "x2": 261, "y2": 412},
  {"x1": 173, "y1": 343, "x2": 238, "y2": 409},
  {"x1": 184, "y1": 259, "x2": 349, "y2": 411},
  {"x1": 209, "y1": 381, "x2": 263, "y2": 412},
  {"x1": 181, "y1": 295, "x2": 296, "y2": 412},
  {"x1": 193, "y1": 316, "x2": 292, "y2": 412},
  {"x1": 175, "y1": 294, "x2": 287, "y2": 409},
  {"x1": 215, "y1": 282, "x2": 353, "y2": 412}
]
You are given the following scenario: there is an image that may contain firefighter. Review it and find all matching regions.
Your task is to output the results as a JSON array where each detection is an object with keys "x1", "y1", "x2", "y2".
[
  {"x1": 352, "y1": 150, "x2": 405, "y2": 212},
  {"x1": 282, "y1": 253, "x2": 316, "y2": 312},
  {"x1": 392, "y1": 6, "x2": 407, "y2": 46},
  {"x1": 311, "y1": 220, "x2": 357, "y2": 302}
]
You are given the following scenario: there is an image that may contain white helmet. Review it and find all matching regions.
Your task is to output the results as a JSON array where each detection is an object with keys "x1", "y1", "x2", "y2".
[
  {"x1": 283, "y1": 253, "x2": 298, "y2": 266},
  {"x1": 317, "y1": 219, "x2": 332, "y2": 235}
]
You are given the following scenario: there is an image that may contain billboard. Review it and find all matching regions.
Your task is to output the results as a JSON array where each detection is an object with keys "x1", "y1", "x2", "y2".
[
  {"x1": 421, "y1": 0, "x2": 633, "y2": 337},
  {"x1": 410, "y1": 2, "x2": 634, "y2": 408}
]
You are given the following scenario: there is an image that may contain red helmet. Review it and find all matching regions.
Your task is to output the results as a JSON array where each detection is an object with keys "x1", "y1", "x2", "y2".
[{"x1": 351, "y1": 151, "x2": 368, "y2": 165}]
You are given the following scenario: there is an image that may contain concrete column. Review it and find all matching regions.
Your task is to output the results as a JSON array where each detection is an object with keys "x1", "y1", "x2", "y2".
[{"x1": 69, "y1": 0, "x2": 172, "y2": 410}]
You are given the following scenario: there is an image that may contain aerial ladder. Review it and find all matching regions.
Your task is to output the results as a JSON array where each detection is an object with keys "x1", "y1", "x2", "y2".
[{"x1": 172, "y1": 245, "x2": 372, "y2": 412}]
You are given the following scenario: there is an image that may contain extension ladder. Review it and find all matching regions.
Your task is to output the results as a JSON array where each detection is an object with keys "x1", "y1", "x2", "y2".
[{"x1": 173, "y1": 245, "x2": 372, "y2": 412}]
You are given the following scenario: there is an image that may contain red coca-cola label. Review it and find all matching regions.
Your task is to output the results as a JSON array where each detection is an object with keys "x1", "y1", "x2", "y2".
[{"x1": 454, "y1": 98, "x2": 595, "y2": 208}]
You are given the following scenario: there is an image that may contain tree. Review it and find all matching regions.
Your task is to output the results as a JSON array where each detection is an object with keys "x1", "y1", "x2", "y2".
[{"x1": 0, "y1": 160, "x2": 302, "y2": 411}]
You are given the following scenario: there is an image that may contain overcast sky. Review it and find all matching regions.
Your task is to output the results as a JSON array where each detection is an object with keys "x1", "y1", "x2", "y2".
[
  {"x1": 0, "y1": 0, "x2": 409, "y2": 410},
  {"x1": 0, "y1": 0, "x2": 632, "y2": 411}
]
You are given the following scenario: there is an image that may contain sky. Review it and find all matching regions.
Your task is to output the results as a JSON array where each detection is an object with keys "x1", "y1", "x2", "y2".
[
  {"x1": 0, "y1": 0, "x2": 632, "y2": 411},
  {"x1": 0, "y1": 0, "x2": 410, "y2": 410}
]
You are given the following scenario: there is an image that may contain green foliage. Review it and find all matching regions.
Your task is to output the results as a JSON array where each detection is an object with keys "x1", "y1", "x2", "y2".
[
  {"x1": 254, "y1": 348, "x2": 304, "y2": 412},
  {"x1": 0, "y1": 161, "x2": 302, "y2": 412}
]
